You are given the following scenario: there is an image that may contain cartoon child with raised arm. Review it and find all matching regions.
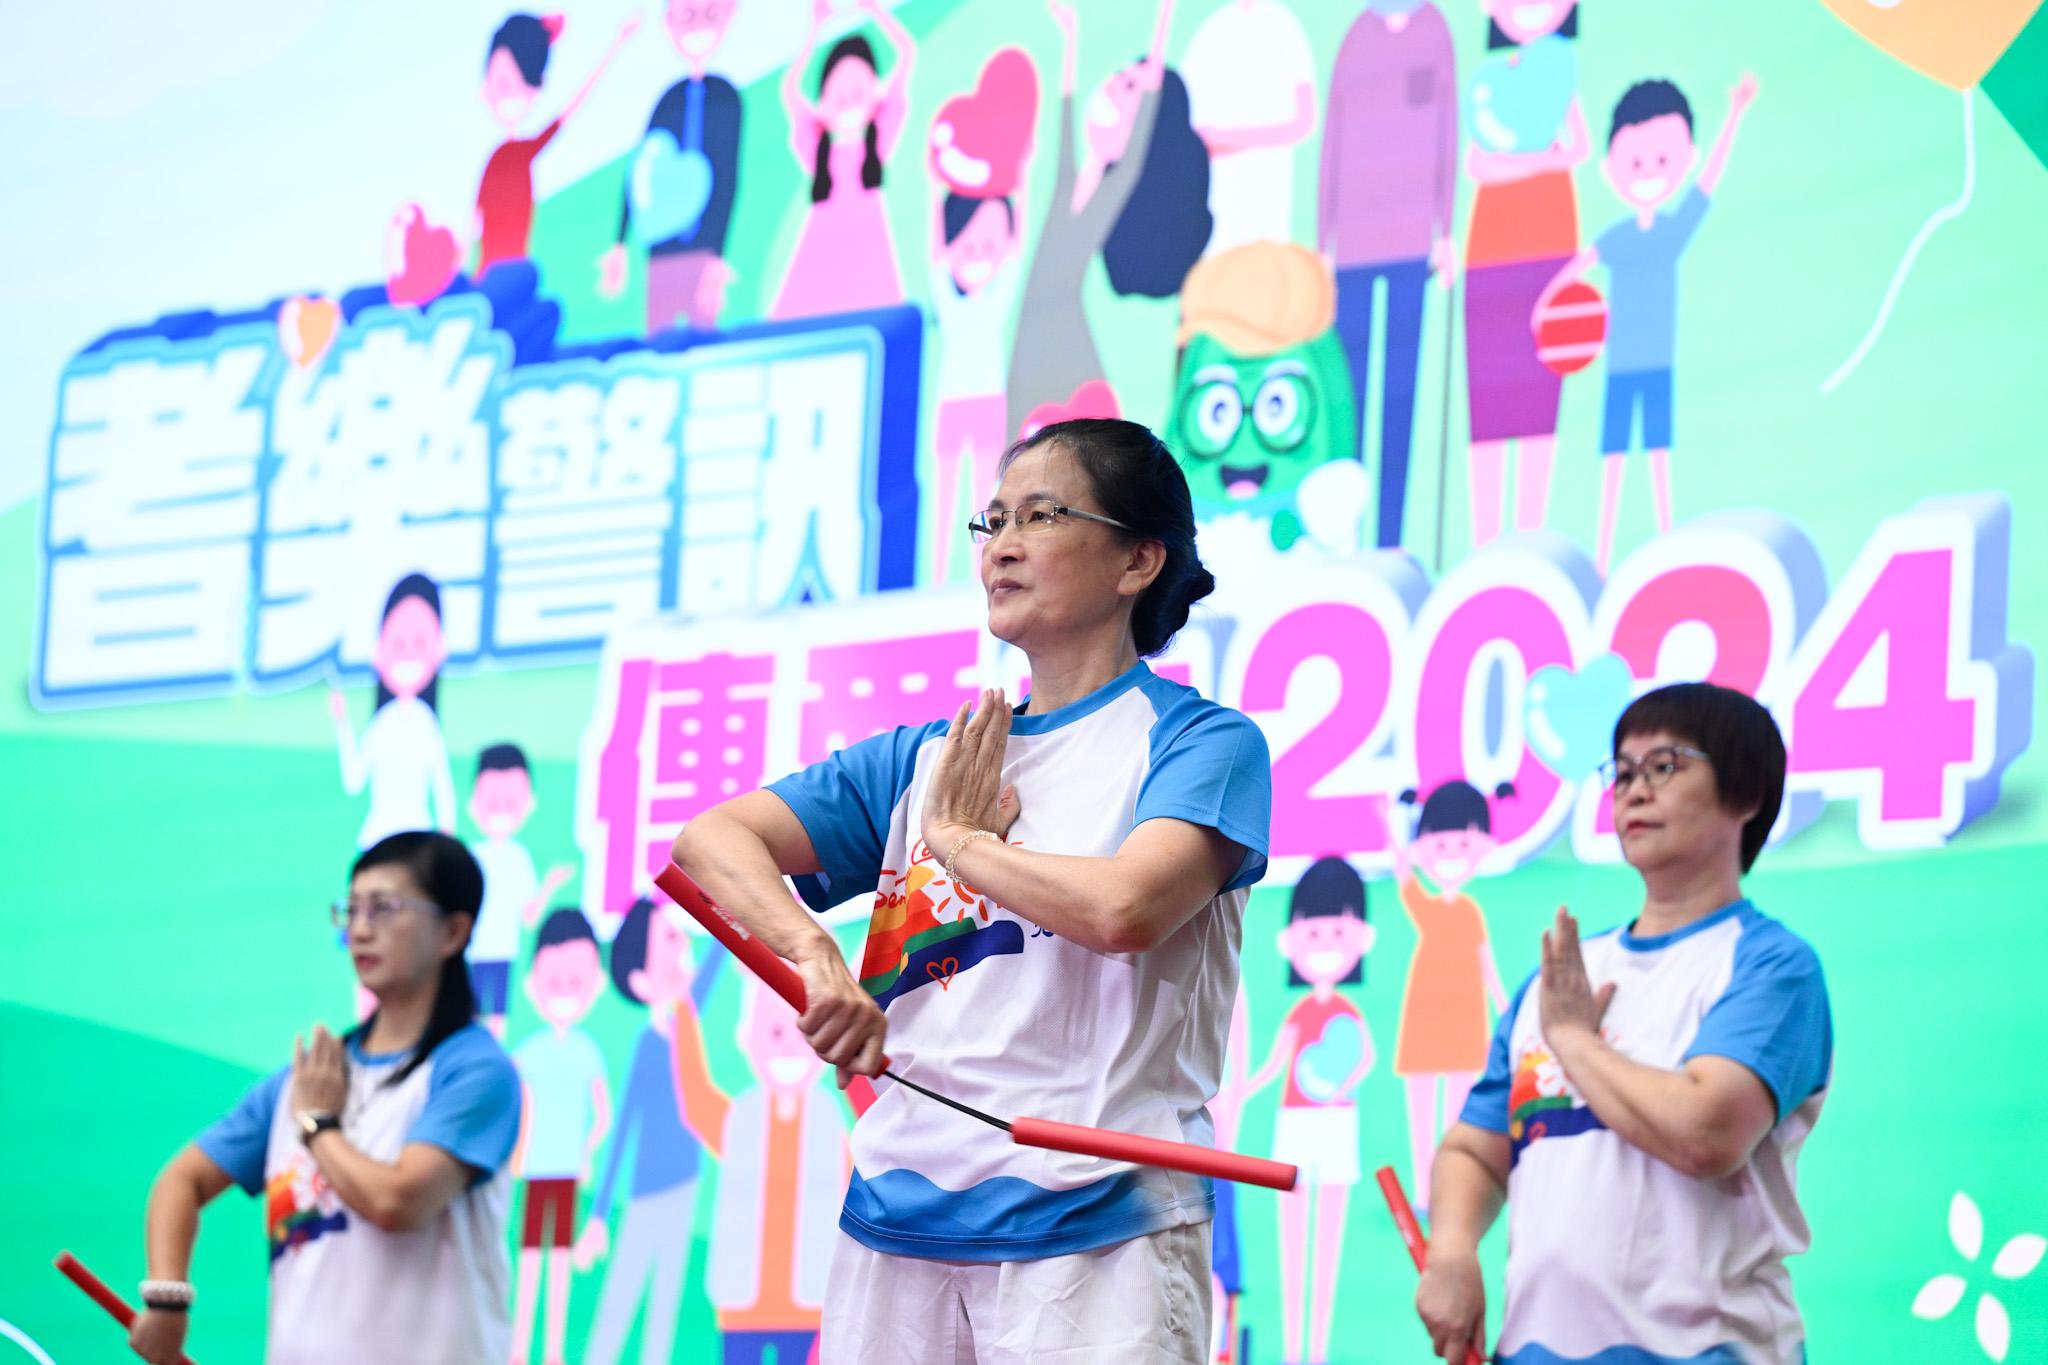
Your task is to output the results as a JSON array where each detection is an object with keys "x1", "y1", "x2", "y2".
[
  {"x1": 476, "y1": 11, "x2": 640, "y2": 276},
  {"x1": 1384, "y1": 780, "x2": 1514, "y2": 1213},
  {"x1": 1534, "y1": 74, "x2": 1758, "y2": 572}
]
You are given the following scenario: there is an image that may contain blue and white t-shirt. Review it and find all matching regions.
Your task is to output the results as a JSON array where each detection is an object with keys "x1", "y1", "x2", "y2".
[
  {"x1": 1463, "y1": 899, "x2": 1832, "y2": 1365},
  {"x1": 197, "y1": 1025, "x2": 522, "y2": 1365},
  {"x1": 768, "y1": 662, "x2": 1271, "y2": 1262}
]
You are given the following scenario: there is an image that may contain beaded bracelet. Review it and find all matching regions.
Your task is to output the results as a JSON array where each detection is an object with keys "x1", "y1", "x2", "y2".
[
  {"x1": 140, "y1": 1279, "x2": 195, "y2": 1311},
  {"x1": 943, "y1": 829, "x2": 1000, "y2": 886}
]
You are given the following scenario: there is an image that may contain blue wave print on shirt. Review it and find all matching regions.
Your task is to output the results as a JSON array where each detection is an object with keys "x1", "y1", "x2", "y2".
[{"x1": 872, "y1": 918, "x2": 1025, "y2": 1010}]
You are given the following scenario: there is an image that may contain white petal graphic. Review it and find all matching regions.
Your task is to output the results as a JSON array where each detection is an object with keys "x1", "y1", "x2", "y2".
[
  {"x1": 1975, "y1": 1292, "x2": 2010, "y2": 1362},
  {"x1": 1912, "y1": 1274, "x2": 1967, "y2": 1320},
  {"x1": 1952, "y1": 1191, "x2": 1985, "y2": 1261},
  {"x1": 1991, "y1": 1233, "x2": 2045, "y2": 1280}
]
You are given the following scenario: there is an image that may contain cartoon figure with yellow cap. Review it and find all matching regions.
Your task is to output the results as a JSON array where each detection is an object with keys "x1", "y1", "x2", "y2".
[{"x1": 1165, "y1": 242, "x2": 1360, "y2": 552}]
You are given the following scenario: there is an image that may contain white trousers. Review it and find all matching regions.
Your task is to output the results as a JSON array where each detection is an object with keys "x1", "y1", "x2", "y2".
[{"x1": 821, "y1": 1220, "x2": 1212, "y2": 1364}]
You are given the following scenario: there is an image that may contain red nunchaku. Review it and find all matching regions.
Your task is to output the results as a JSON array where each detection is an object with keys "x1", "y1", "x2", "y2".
[
  {"x1": 652, "y1": 862, "x2": 1298, "y2": 1192},
  {"x1": 55, "y1": 1251, "x2": 200, "y2": 1365}
]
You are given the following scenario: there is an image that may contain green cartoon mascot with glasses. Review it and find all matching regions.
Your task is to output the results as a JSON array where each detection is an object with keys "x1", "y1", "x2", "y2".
[{"x1": 1166, "y1": 242, "x2": 1358, "y2": 551}]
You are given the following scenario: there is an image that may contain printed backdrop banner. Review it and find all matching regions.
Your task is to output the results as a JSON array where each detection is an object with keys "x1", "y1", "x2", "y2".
[{"x1": 4, "y1": 1, "x2": 2047, "y2": 1361}]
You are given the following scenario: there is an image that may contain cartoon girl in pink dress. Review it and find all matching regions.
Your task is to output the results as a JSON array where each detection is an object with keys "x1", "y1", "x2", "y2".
[{"x1": 770, "y1": 0, "x2": 917, "y2": 320}]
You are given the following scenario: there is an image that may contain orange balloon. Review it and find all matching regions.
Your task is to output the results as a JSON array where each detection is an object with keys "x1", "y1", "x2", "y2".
[{"x1": 1818, "y1": 0, "x2": 2044, "y2": 90}]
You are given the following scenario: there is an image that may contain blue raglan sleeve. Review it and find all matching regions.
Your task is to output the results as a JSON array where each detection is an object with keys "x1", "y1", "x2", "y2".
[
  {"x1": 768, "y1": 723, "x2": 934, "y2": 911},
  {"x1": 1458, "y1": 972, "x2": 1535, "y2": 1135},
  {"x1": 1684, "y1": 919, "x2": 1832, "y2": 1120},
  {"x1": 408, "y1": 1029, "x2": 523, "y2": 1178},
  {"x1": 195, "y1": 1067, "x2": 289, "y2": 1196},
  {"x1": 1134, "y1": 699, "x2": 1273, "y2": 893}
]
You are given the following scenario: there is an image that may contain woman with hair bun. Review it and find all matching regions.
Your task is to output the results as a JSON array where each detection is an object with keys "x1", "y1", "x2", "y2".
[{"x1": 674, "y1": 417, "x2": 1272, "y2": 1361}]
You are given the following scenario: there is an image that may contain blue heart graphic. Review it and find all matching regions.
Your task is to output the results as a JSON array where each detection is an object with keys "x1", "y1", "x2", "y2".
[
  {"x1": 1466, "y1": 35, "x2": 1578, "y2": 153},
  {"x1": 1524, "y1": 653, "x2": 1634, "y2": 781},
  {"x1": 1293, "y1": 1012, "x2": 1364, "y2": 1103},
  {"x1": 630, "y1": 129, "x2": 713, "y2": 246}
]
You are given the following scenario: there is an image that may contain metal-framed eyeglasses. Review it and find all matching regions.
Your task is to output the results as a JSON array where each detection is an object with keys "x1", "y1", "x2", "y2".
[
  {"x1": 1598, "y1": 744, "x2": 1711, "y2": 794},
  {"x1": 967, "y1": 499, "x2": 1132, "y2": 544},
  {"x1": 330, "y1": 892, "x2": 441, "y2": 932}
]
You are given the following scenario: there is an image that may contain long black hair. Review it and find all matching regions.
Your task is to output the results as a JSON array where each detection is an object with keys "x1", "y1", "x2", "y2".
[
  {"x1": 1102, "y1": 66, "x2": 1211, "y2": 298},
  {"x1": 372, "y1": 572, "x2": 444, "y2": 714},
  {"x1": 999, "y1": 418, "x2": 1216, "y2": 657},
  {"x1": 346, "y1": 831, "x2": 484, "y2": 1084},
  {"x1": 811, "y1": 36, "x2": 884, "y2": 204}
]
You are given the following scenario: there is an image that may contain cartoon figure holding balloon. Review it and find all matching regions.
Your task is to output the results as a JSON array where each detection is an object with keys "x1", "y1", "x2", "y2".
[
  {"x1": 1240, "y1": 857, "x2": 1374, "y2": 1365},
  {"x1": 1383, "y1": 781, "x2": 1513, "y2": 1215},
  {"x1": 1533, "y1": 74, "x2": 1759, "y2": 574},
  {"x1": 599, "y1": 0, "x2": 746, "y2": 333}
]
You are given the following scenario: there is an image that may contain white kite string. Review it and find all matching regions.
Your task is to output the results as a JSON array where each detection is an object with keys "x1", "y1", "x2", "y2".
[{"x1": 1821, "y1": 88, "x2": 1976, "y2": 396}]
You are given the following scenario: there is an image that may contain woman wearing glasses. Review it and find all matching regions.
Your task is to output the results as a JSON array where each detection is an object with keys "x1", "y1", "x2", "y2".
[
  {"x1": 1415, "y1": 683, "x2": 1833, "y2": 1364},
  {"x1": 127, "y1": 832, "x2": 520, "y2": 1365},
  {"x1": 674, "y1": 417, "x2": 1271, "y2": 1363}
]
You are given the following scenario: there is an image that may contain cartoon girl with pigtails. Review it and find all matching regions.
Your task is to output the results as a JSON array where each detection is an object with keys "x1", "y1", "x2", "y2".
[{"x1": 1382, "y1": 779, "x2": 1516, "y2": 1212}]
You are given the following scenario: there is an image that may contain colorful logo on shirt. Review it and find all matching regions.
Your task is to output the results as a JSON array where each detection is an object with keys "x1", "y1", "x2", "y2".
[
  {"x1": 859, "y1": 842, "x2": 1025, "y2": 1007},
  {"x1": 265, "y1": 1155, "x2": 350, "y2": 1262},
  {"x1": 1507, "y1": 1043, "x2": 1605, "y2": 1162}
]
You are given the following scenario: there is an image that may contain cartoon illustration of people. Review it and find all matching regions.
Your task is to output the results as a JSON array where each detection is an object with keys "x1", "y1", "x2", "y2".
[
  {"x1": 1241, "y1": 857, "x2": 1376, "y2": 1365},
  {"x1": 1166, "y1": 241, "x2": 1359, "y2": 553},
  {"x1": 925, "y1": 48, "x2": 1035, "y2": 583},
  {"x1": 770, "y1": 0, "x2": 917, "y2": 320},
  {"x1": 475, "y1": 11, "x2": 640, "y2": 277},
  {"x1": 579, "y1": 898, "x2": 725, "y2": 1365},
  {"x1": 1320, "y1": 0, "x2": 1458, "y2": 550},
  {"x1": 600, "y1": 0, "x2": 744, "y2": 334},
  {"x1": 1535, "y1": 75, "x2": 1759, "y2": 573},
  {"x1": 673, "y1": 978, "x2": 848, "y2": 1365},
  {"x1": 509, "y1": 909, "x2": 613, "y2": 1365},
  {"x1": 1006, "y1": 0, "x2": 1199, "y2": 438},
  {"x1": 1461, "y1": 0, "x2": 1586, "y2": 547},
  {"x1": 1180, "y1": 0, "x2": 1317, "y2": 254},
  {"x1": 328, "y1": 572, "x2": 456, "y2": 851},
  {"x1": 1384, "y1": 780, "x2": 1514, "y2": 1213},
  {"x1": 465, "y1": 743, "x2": 572, "y2": 1038},
  {"x1": 1208, "y1": 982, "x2": 1253, "y2": 1364}
]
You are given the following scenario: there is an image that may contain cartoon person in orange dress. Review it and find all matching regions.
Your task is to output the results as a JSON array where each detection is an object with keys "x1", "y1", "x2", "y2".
[{"x1": 1384, "y1": 781, "x2": 1513, "y2": 1212}]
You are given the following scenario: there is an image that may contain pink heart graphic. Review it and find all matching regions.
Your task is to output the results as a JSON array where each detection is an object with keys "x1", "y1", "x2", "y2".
[
  {"x1": 929, "y1": 47, "x2": 1039, "y2": 198},
  {"x1": 1019, "y1": 379, "x2": 1120, "y2": 442},
  {"x1": 926, "y1": 956, "x2": 960, "y2": 991},
  {"x1": 385, "y1": 203, "x2": 460, "y2": 308}
]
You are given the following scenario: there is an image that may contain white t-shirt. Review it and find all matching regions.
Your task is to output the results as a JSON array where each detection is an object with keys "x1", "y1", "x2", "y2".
[
  {"x1": 928, "y1": 255, "x2": 1022, "y2": 403},
  {"x1": 339, "y1": 697, "x2": 456, "y2": 849},
  {"x1": 1463, "y1": 900, "x2": 1833, "y2": 1364},
  {"x1": 470, "y1": 836, "x2": 538, "y2": 963},
  {"x1": 198, "y1": 1026, "x2": 522, "y2": 1365},
  {"x1": 1179, "y1": 0, "x2": 1317, "y2": 252},
  {"x1": 769, "y1": 662, "x2": 1272, "y2": 1260}
]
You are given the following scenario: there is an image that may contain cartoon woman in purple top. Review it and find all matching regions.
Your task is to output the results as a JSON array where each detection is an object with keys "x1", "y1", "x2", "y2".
[{"x1": 770, "y1": 0, "x2": 917, "y2": 320}]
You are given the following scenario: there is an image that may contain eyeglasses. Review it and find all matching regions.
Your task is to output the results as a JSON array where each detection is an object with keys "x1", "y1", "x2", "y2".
[
  {"x1": 1598, "y1": 744, "x2": 1711, "y2": 794},
  {"x1": 330, "y1": 893, "x2": 440, "y2": 932},
  {"x1": 967, "y1": 499, "x2": 1131, "y2": 543}
]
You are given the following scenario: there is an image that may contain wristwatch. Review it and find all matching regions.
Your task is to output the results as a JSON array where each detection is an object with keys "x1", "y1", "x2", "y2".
[{"x1": 297, "y1": 1110, "x2": 343, "y2": 1145}]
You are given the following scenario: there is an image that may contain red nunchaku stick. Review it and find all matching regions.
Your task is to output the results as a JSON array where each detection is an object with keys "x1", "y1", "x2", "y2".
[
  {"x1": 652, "y1": 862, "x2": 1298, "y2": 1192},
  {"x1": 55, "y1": 1251, "x2": 200, "y2": 1365},
  {"x1": 1375, "y1": 1167, "x2": 1486, "y2": 1365}
]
